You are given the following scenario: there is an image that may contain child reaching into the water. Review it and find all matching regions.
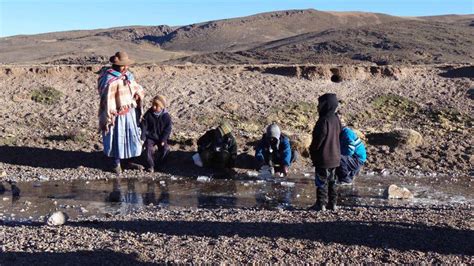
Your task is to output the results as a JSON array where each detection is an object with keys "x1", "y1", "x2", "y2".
[{"x1": 141, "y1": 95, "x2": 172, "y2": 172}]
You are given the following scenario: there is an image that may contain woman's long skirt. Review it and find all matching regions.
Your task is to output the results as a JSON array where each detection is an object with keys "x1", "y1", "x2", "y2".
[{"x1": 103, "y1": 108, "x2": 142, "y2": 159}]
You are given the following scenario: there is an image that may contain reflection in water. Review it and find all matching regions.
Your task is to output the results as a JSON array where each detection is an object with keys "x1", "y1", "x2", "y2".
[
  {"x1": 142, "y1": 181, "x2": 156, "y2": 206},
  {"x1": 197, "y1": 181, "x2": 237, "y2": 209},
  {"x1": 125, "y1": 179, "x2": 140, "y2": 204},
  {"x1": 108, "y1": 179, "x2": 121, "y2": 202},
  {"x1": 256, "y1": 182, "x2": 295, "y2": 209}
]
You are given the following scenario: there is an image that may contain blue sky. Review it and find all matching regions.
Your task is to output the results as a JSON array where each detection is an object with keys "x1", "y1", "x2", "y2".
[{"x1": 0, "y1": 0, "x2": 473, "y2": 37}]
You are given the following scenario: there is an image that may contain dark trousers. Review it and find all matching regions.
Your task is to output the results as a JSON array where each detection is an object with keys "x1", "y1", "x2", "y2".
[
  {"x1": 200, "y1": 149, "x2": 231, "y2": 169},
  {"x1": 145, "y1": 139, "x2": 169, "y2": 169},
  {"x1": 315, "y1": 167, "x2": 337, "y2": 207},
  {"x1": 336, "y1": 155, "x2": 364, "y2": 183}
]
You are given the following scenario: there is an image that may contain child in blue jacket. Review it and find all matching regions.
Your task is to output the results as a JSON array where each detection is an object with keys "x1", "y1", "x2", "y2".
[
  {"x1": 255, "y1": 123, "x2": 297, "y2": 176},
  {"x1": 337, "y1": 126, "x2": 367, "y2": 184}
]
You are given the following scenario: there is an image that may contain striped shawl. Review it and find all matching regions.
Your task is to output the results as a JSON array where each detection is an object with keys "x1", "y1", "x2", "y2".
[{"x1": 98, "y1": 68, "x2": 144, "y2": 133}]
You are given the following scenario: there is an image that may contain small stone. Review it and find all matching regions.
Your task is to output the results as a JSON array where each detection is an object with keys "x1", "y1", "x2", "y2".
[
  {"x1": 39, "y1": 175, "x2": 50, "y2": 181},
  {"x1": 247, "y1": 171, "x2": 259, "y2": 177},
  {"x1": 46, "y1": 211, "x2": 68, "y2": 226},
  {"x1": 280, "y1": 181, "x2": 295, "y2": 187},
  {"x1": 0, "y1": 170, "x2": 6, "y2": 178},
  {"x1": 384, "y1": 184, "x2": 414, "y2": 199},
  {"x1": 197, "y1": 176, "x2": 211, "y2": 182}
]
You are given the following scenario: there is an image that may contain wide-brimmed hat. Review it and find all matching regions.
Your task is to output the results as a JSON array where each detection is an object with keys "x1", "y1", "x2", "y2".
[{"x1": 109, "y1": 51, "x2": 134, "y2": 66}]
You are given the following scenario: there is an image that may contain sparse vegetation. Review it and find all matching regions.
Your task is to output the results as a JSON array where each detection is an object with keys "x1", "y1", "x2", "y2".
[
  {"x1": 268, "y1": 102, "x2": 318, "y2": 132},
  {"x1": 427, "y1": 107, "x2": 473, "y2": 131},
  {"x1": 45, "y1": 129, "x2": 89, "y2": 143},
  {"x1": 371, "y1": 94, "x2": 419, "y2": 120},
  {"x1": 31, "y1": 86, "x2": 63, "y2": 105}
]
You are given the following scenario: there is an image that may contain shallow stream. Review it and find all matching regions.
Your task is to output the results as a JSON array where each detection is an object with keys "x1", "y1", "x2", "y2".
[{"x1": 0, "y1": 173, "x2": 472, "y2": 222}]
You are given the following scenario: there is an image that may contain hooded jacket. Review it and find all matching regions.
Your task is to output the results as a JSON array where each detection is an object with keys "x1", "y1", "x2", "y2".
[
  {"x1": 340, "y1": 126, "x2": 367, "y2": 163},
  {"x1": 255, "y1": 134, "x2": 292, "y2": 166},
  {"x1": 197, "y1": 128, "x2": 238, "y2": 164},
  {"x1": 140, "y1": 108, "x2": 172, "y2": 144},
  {"x1": 309, "y1": 93, "x2": 341, "y2": 168}
]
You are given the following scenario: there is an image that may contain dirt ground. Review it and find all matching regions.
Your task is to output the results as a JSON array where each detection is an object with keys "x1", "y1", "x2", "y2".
[
  {"x1": 0, "y1": 63, "x2": 472, "y2": 181},
  {"x1": 0, "y1": 63, "x2": 473, "y2": 264}
]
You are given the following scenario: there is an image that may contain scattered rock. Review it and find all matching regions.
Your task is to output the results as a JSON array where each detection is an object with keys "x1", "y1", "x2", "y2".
[
  {"x1": 46, "y1": 211, "x2": 68, "y2": 226},
  {"x1": 289, "y1": 133, "x2": 312, "y2": 157},
  {"x1": 393, "y1": 128, "x2": 423, "y2": 148},
  {"x1": 39, "y1": 175, "x2": 50, "y2": 181},
  {"x1": 197, "y1": 176, "x2": 211, "y2": 182},
  {"x1": 367, "y1": 128, "x2": 423, "y2": 149},
  {"x1": 384, "y1": 184, "x2": 414, "y2": 199},
  {"x1": 219, "y1": 102, "x2": 240, "y2": 112},
  {"x1": 0, "y1": 170, "x2": 6, "y2": 178}
]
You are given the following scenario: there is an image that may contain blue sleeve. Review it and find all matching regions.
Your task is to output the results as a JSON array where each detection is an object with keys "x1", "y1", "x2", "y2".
[
  {"x1": 340, "y1": 128, "x2": 356, "y2": 156},
  {"x1": 255, "y1": 137, "x2": 265, "y2": 162},
  {"x1": 281, "y1": 137, "x2": 292, "y2": 166}
]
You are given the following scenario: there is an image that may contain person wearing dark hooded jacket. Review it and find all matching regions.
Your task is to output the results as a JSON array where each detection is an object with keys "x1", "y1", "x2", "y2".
[
  {"x1": 140, "y1": 95, "x2": 172, "y2": 172},
  {"x1": 255, "y1": 123, "x2": 297, "y2": 176},
  {"x1": 309, "y1": 93, "x2": 341, "y2": 211},
  {"x1": 197, "y1": 122, "x2": 237, "y2": 169}
]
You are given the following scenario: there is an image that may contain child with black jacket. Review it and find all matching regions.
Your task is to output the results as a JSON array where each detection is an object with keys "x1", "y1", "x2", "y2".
[
  {"x1": 309, "y1": 93, "x2": 341, "y2": 211},
  {"x1": 141, "y1": 95, "x2": 172, "y2": 172}
]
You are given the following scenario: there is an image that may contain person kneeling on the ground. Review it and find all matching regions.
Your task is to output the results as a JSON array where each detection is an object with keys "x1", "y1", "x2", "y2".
[
  {"x1": 255, "y1": 123, "x2": 297, "y2": 177},
  {"x1": 197, "y1": 122, "x2": 237, "y2": 169},
  {"x1": 140, "y1": 95, "x2": 172, "y2": 173},
  {"x1": 309, "y1": 93, "x2": 341, "y2": 211},
  {"x1": 336, "y1": 125, "x2": 367, "y2": 185}
]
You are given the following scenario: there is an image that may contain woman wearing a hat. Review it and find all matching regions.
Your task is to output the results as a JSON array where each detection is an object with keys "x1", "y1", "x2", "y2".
[{"x1": 98, "y1": 51, "x2": 144, "y2": 174}]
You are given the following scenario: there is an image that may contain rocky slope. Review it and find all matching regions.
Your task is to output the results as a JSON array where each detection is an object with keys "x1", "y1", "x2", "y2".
[
  {"x1": 2, "y1": 10, "x2": 472, "y2": 65},
  {"x1": 173, "y1": 19, "x2": 474, "y2": 65}
]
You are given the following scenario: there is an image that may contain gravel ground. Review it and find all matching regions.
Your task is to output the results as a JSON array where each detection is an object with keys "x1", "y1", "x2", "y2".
[
  {"x1": 0, "y1": 64, "x2": 472, "y2": 264},
  {"x1": 1, "y1": 204, "x2": 473, "y2": 264}
]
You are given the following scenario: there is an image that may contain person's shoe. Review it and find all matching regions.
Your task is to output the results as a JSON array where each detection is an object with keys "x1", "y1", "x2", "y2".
[
  {"x1": 146, "y1": 167, "x2": 154, "y2": 173},
  {"x1": 112, "y1": 165, "x2": 122, "y2": 175},
  {"x1": 308, "y1": 204, "x2": 326, "y2": 212},
  {"x1": 338, "y1": 180, "x2": 353, "y2": 186},
  {"x1": 328, "y1": 203, "x2": 338, "y2": 211},
  {"x1": 124, "y1": 162, "x2": 145, "y2": 171}
]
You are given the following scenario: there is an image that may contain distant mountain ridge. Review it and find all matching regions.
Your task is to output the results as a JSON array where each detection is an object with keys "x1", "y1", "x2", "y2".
[{"x1": 0, "y1": 9, "x2": 473, "y2": 65}]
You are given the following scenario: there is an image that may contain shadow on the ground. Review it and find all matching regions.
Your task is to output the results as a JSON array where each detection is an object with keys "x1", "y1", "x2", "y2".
[
  {"x1": 156, "y1": 150, "x2": 256, "y2": 178},
  {"x1": 0, "y1": 145, "x2": 105, "y2": 170},
  {"x1": 65, "y1": 219, "x2": 473, "y2": 256},
  {"x1": 439, "y1": 66, "x2": 474, "y2": 78},
  {"x1": 0, "y1": 250, "x2": 153, "y2": 265}
]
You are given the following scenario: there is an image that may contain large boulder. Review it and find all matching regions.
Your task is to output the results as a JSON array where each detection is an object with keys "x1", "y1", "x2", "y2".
[
  {"x1": 46, "y1": 211, "x2": 69, "y2": 226},
  {"x1": 393, "y1": 128, "x2": 423, "y2": 148},
  {"x1": 384, "y1": 184, "x2": 414, "y2": 199},
  {"x1": 289, "y1": 133, "x2": 312, "y2": 157},
  {"x1": 367, "y1": 128, "x2": 423, "y2": 149}
]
